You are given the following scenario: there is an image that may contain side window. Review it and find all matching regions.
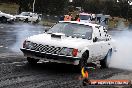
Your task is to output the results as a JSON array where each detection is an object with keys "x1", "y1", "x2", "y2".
[
  {"x1": 93, "y1": 27, "x2": 100, "y2": 42},
  {"x1": 100, "y1": 33, "x2": 101, "y2": 36},
  {"x1": 98, "y1": 27, "x2": 106, "y2": 41}
]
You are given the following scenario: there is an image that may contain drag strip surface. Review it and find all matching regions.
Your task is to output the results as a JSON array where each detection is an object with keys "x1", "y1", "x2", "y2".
[{"x1": 0, "y1": 23, "x2": 132, "y2": 88}]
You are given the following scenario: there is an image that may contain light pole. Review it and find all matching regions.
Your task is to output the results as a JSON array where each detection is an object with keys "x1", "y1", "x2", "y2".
[
  {"x1": 33, "y1": 0, "x2": 36, "y2": 12},
  {"x1": 127, "y1": 0, "x2": 132, "y2": 20},
  {"x1": 69, "y1": 0, "x2": 73, "y2": 3},
  {"x1": 117, "y1": 0, "x2": 119, "y2": 3}
]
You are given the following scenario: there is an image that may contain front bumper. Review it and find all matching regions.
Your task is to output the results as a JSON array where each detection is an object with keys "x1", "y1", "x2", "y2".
[{"x1": 20, "y1": 48, "x2": 80, "y2": 65}]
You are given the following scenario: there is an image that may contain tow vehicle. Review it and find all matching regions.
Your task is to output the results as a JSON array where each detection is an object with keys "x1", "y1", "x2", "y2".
[{"x1": 15, "y1": 12, "x2": 41, "y2": 23}]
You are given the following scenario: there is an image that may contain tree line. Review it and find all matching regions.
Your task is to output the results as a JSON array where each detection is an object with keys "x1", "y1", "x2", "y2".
[{"x1": 0, "y1": 0, "x2": 132, "y2": 18}]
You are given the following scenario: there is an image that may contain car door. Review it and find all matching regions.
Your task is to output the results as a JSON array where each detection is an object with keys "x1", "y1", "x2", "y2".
[
  {"x1": 91, "y1": 27, "x2": 102, "y2": 61},
  {"x1": 28, "y1": 13, "x2": 33, "y2": 22},
  {"x1": 99, "y1": 27, "x2": 111, "y2": 58}
]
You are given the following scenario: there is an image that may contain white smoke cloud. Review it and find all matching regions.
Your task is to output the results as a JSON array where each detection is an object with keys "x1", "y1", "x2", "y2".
[
  {"x1": 109, "y1": 26, "x2": 132, "y2": 70},
  {"x1": 9, "y1": 22, "x2": 132, "y2": 71},
  {"x1": 9, "y1": 23, "x2": 45, "y2": 53}
]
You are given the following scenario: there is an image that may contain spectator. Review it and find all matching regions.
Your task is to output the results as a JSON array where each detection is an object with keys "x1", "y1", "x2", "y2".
[{"x1": 74, "y1": 14, "x2": 80, "y2": 22}]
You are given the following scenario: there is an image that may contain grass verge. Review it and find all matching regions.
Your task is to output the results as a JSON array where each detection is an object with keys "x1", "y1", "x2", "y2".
[{"x1": 0, "y1": 3, "x2": 19, "y2": 14}]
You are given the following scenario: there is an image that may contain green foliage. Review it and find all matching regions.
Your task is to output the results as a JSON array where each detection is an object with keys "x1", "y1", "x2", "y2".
[
  {"x1": 0, "y1": 3, "x2": 19, "y2": 14},
  {"x1": 1, "y1": 0, "x2": 132, "y2": 19}
]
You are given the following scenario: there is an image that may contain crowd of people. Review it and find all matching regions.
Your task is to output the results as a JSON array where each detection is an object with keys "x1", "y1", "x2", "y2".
[{"x1": 60, "y1": 13, "x2": 109, "y2": 25}]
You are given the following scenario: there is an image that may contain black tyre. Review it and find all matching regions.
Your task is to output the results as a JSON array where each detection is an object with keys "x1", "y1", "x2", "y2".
[
  {"x1": 79, "y1": 51, "x2": 89, "y2": 70},
  {"x1": 24, "y1": 18, "x2": 28, "y2": 23},
  {"x1": 35, "y1": 19, "x2": 39, "y2": 23},
  {"x1": 27, "y1": 57, "x2": 39, "y2": 64},
  {"x1": 100, "y1": 49, "x2": 112, "y2": 68},
  {"x1": 0, "y1": 17, "x2": 7, "y2": 23}
]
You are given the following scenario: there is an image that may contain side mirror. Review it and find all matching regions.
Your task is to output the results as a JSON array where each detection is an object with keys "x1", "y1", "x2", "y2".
[{"x1": 93, "y1": 37, "x2": 98, "y2": 42}]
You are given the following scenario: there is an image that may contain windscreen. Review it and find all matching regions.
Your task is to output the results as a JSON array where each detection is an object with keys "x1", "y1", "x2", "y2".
[
  {"x1": 20, "y1": 12, "x2": 30, "y2": 16},
  {"x1": 47, "y1": 22, "x2": 93, "y2": 40}
]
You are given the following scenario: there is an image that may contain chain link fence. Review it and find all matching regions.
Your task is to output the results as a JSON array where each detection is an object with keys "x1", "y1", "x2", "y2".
[{"x1": 41, "y1": 14, "x2": 60, "y2": 23}]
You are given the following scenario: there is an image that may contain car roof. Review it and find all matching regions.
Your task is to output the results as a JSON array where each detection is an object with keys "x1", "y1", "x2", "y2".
[
  {"x1": 59, "y1": 21, "x2": 101, "y2": 27},
  {"x1": 79, "y1": 13, "x2": 91, "y2": 15},
  {"x1": 21, "y1": 12, "x2": 36, "y2": 14}
]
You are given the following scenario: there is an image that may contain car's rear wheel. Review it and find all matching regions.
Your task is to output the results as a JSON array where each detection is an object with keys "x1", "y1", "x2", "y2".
[
  {"x1": 24, "y1": 18, "x2": 28, "y2": 23},
  {"x1": 27, "y1": 57, "x2": 39, "y2": 64},
  {"x1": 79, "y1": 51, "x2": 89, "y2": 70},
  {"x1": 100, "y1": 49, "x2": 112, "y2": 68}
]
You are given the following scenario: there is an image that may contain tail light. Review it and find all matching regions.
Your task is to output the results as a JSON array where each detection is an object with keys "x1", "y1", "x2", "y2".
[{"x1": 72, "y1": 49, "x2": 78, "y2": 57}]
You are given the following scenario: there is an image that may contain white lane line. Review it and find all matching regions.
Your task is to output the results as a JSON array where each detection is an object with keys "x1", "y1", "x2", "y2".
[{"x1": 0, "y1": 46, "x2": 3, "y2": 48}]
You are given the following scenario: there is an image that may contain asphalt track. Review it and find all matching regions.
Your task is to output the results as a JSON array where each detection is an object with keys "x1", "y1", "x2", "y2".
[{"x1": 0, "y1": 23, "x2": 131, "y2": 88}]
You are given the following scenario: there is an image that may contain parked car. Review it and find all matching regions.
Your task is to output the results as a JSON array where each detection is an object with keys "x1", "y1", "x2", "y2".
[
  {"x1": 20, "y1": 21, "x2": 114, "y2": 69},
  {"x1": 15, "y1": 12, "x2": 41, "y2": 23},
  {"x1": 0, "y1": 11, "x2": 16, "y2": 23},
  {"x1": 79, "y1": 13, "x2": 96, "y2": 23}
]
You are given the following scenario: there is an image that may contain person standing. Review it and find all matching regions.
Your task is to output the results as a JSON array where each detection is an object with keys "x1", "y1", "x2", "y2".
[{"x1": 74, "y1": 14, "x2": 80, "y2": 22}]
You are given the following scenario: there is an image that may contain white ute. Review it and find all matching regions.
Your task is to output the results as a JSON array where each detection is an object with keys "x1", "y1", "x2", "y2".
[
  {"x1": 0, "y1": 11, "x2": 16, "y2": 23},
  {"x1": 20, "y1": 21, "x2": 114, "y2": 69},
  {"x1": 15, "y1": 12, "x2": 41, "y2": 23}
]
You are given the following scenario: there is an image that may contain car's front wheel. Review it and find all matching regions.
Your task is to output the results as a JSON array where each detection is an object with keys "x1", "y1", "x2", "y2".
[
  {"x1": 24, "y1": 18, "x2": 28, "y2": 23},
  {"x1": 27, "y1": 57, "x2": 39, "y2": 64},
  {"x1": 79, "y1": 51, "x2": 89, "y2": 70},
  {"x1": 0, "y1": 17, "x2": 7, "y2": 23},
  {"x1": 100, "y1": 49, "x2": 112, "y2": 68}
]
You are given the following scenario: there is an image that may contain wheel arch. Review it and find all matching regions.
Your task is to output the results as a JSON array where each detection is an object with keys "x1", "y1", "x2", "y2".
[
  {"x1": 85, "y1": 50, "x2": 89, "y2": 57},
  {"x1": 80, "y1": 48, "x2": 90, "y2": 58},
  {"x1": 1, "y1": 16, "x2": 8, "y2": 19}
]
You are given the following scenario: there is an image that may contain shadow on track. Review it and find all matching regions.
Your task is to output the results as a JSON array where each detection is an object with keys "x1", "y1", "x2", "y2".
[{"x1": 24, "y1": 62, "x2": 81, "y2": 74}]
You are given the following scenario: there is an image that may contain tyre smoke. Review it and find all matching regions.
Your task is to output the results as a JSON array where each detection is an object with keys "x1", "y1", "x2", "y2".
[
  {"x1": 9, "y1": 23, "x2": 46, "y2": 53},
  {"x1": 109, "y1": 24, "x2": 132, "y2": 70}
]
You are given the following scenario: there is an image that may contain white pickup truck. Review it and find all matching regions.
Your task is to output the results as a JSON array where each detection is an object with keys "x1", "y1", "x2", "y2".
[
  {"x1": 0, "y1": 11, "x2": 16, "y2": 23},
  {"x1": 20, "y1": 21, "x2": 114, "y2": 69},
  {"x1": 15, "y1": 12, "x2": 41, "y2": 23}
]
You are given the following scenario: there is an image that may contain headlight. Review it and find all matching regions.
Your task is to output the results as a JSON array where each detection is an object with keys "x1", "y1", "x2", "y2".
[
  {"x1": 23, "y1": 41, "x2": 34, "y2": 50},
  {"x1": 23, "y1": 41, "x2": 29, "y2": 48},
  {"x1": 28, "y1": 42, "x2": 34, "y2": 50},
  {"x1": 59, "y1": 48, "x2": 78, "y2": 57}
]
